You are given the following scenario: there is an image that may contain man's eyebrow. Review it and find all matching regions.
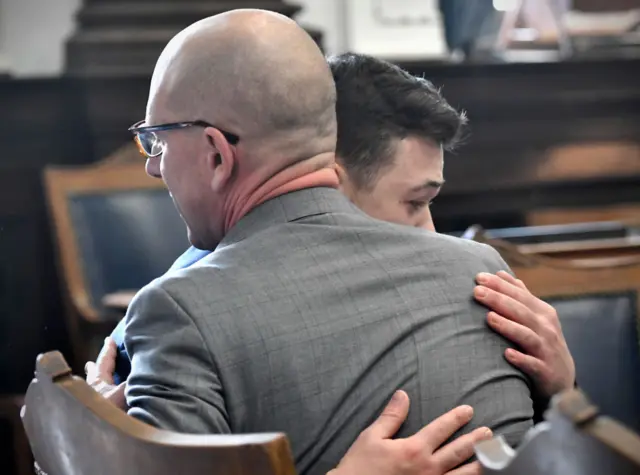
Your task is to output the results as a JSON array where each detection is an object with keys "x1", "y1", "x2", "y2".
[{"x1": 410, "y1": 179, "x2": 445, "y2": 192}]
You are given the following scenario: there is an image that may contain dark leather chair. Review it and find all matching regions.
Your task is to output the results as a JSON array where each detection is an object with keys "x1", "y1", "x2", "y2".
[
  {"x1": 467, "y1": 224, "x2": 640, "y2": 432},
  {"x1": 476, "y1": 388, "x2": 640, "y2": 474},
  {"x1": 21, "y1": 351, "x2": 296, "y2": 475},
  {"x1": 67, "y1": 188, "x2": 187, "y2": 311},
  {"x1": 44, "y1": 149, "x2": 189, "y2": 369},
  {"x1": 549, "y1": 294, "x2": 640, "y2": 432}
]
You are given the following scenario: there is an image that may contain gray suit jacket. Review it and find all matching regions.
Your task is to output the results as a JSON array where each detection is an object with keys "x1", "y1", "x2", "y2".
[{"x1": 124, "y1": 187, "x2": 534, "y2": 475}]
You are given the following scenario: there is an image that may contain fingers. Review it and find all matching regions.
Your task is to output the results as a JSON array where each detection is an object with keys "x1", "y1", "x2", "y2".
[
  {"x1": 476, "y1": 272, "x2": 543, "y2": 313},
  {"x1": 85, "y1": 361, "x2": 99, "y2": 385},
  {"x1": 495, "y1": 270, "x2": 527, "y2": 290},
  {"x1": 487, "y1": 312, "x2": 543, "y2": 355},
  {"x1": 474, "y1": 286, "x2": 536, "y2": 330},
  {"x1": 505, "y1": 348, "x2": 546, "y2": 381},
  {"x1": 447, "y1": 461, "x2": 483, "y2": 475},
  {"x1": 416, "y1": 405, "x2": 474, "y2": 451},
  {"x1": 476, "y1": 272, "x2": 524, "y2": 299},
  {"x1": 85, "y1": 336, "x2": 117, "y2": 387},
  {"x1": 478, "y1": 272, "x2": 562, "y2": 336},
  {"x1": 434, "y1": 426, "x2": 492, "y2": 472},
  {"x1": 95, "y1": 337, "x2": 117, "y2": 385},
  {"x1": 366, "y1": 390, "x2": 411, "y2": 439},
  {"x1": 105, "y1": 382, "x2": 127, "y2": 410},
  {"x1": 496, "y1": 271, "x2": 560, "y2": 323}
]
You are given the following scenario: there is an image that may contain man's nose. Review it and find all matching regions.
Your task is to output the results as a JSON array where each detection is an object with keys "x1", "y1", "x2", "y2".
[
  {"x1": 418, "y1": 211, "x2": 436, "y2": 232},
  {"x1": 420, "y1": 221, "x2": 436, "y2": 232},
  {"x1": 145, "y1": 157, "x2": 161, "y2": 178}
]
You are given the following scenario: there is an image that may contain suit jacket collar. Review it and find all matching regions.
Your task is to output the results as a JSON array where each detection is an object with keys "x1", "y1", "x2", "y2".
[{"x1": 217, "y1": 187, "x2": 361, "y2": 248}]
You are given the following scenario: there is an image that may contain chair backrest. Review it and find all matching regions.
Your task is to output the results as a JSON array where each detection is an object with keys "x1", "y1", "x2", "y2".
[
  {"x1": 468, "y1": 225, "x2": 640, "y2": 432},
  {"x1": 546, "y1": 294, "x2": 640, "y2": 431},
  {"x1": 476, "y1": 388, "x2": 640, "y2": 475},
  {"x1": 44, "y1": 154, "x2": 189, "y2": 322},
  {"x1": 21, "y1": 351, "x2": 297, "y2": 475}
]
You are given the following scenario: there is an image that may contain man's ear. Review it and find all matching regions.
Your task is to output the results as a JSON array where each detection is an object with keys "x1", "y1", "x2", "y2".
[
  {"x1": 335, "y1": 161, "x2": 354, "y2": 197},
  {"x1": 205, "y1": 127, "x2": 236, "y2": 193},
  {"x1": 335, "y1": 162, "x2": 348, "y2": 186}
]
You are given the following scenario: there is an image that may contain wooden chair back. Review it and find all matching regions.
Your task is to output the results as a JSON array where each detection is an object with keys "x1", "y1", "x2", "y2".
[{"x1": 21, "y1": 351, "x2": 297, "y2": 475}]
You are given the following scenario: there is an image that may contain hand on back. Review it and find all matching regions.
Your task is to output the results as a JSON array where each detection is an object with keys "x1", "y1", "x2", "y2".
[
  {"x1": 474, "y1": 270, "x2": 576, "y2": 397},
  {"x1": 330, "y1": 391, "x2": 490, "y2": 475},
  {"x1": 86, "y1": 341, "x2": 489, "y2": 475}
]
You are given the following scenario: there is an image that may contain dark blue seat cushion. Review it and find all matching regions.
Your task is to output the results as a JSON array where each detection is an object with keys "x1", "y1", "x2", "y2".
[{"x1": 68, "y1": 189, "x2": 189, "y2": 311}]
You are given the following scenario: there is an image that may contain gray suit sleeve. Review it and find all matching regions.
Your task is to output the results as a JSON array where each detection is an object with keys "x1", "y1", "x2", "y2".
[
  {"x1": 123, "y1": 284, "x2": 231, "y2": 434},
  {"x1": 478, "y1": 244, "x2": 553, "y2": 422},
  {"x1": 477, "y1": 243, "x2": 543, "y2": 433}
]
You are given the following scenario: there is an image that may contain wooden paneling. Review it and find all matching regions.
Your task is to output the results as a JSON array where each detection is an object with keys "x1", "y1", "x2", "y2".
[
  {"x1": 528, "y1": 204, "x2": 640, "y2": 226},
  {"x1": 396, "y1": 58, "x2": 640, "y2": 231},
  {"x1": 66, "y1": 0, "x2": 321, "y2": 77},
  {"x1": 0, "y1": 79, "x2": 88, "y2": 394},
  {"x1": 0, "y1": 79, "x2": 91, "y2": 168}
]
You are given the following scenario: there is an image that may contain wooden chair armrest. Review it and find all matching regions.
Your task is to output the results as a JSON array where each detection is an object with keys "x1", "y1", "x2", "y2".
[
  {"x1": 465, "y1": 225, "x2": 640, "y2": 269},
  {"x1": 102, "y1": 290, "x2": 138, "y2": 311}
]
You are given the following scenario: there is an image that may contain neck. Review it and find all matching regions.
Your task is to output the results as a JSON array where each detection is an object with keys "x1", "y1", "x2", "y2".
[{"x1": 222, "y1": 152, "x2": 339, "y2": 233}]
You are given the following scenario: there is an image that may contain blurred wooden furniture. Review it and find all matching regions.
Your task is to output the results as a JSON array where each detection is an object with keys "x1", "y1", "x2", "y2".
[
  {"x1": 394, "y1": 58, "x2": 640, "y2": 232},
  {"x1": 476, "y1": 388, "x2": 640, "y2": 474},
  {"x1": 101, "y1": 290, "x2": 138, "y2": 312},
  {"x1": 43, "y1": 150, "x2": 188, "y2": 371},
  {"x1": 21, "y1": 351, "x2": 296, "y2": 475},
  {"x1": 467, "y1": 224, "x2": 640, "y2": 432},
  {"x1": 527, "y1": 204, "x2": 640, "y2": 227},
  {"x1": 0, "y1": 396, "x2": 31, "y2": 475},
  {"x1": 66, "y1": 0, "x2": 322, "y2": 78}
]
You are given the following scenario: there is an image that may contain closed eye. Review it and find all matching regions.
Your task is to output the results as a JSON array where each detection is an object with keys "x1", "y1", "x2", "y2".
[{"x1": 407, "y1": 200, "x2": 434, "y2": 212}]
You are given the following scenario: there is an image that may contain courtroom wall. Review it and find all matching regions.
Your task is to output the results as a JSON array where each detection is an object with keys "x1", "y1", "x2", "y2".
[
  {"x1": 0, "y1": 0, "x2": 347, "y2": 77},
  {"x1": 0, "y1": 0, "x2": 80, "y2": 77}
]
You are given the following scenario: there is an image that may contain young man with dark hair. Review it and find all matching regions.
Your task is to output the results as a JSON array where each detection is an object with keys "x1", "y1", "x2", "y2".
[
  {"x1": 331, "y1": 52, "x2": 464, "y2": 231},
  {"x1": 329, "y1": 52, "x2": 573, "y2": 401}
]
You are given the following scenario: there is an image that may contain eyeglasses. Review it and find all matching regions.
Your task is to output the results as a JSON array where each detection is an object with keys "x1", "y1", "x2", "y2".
[{"x1": 128, "y1": 120, "x2": 240, "y2": 158}]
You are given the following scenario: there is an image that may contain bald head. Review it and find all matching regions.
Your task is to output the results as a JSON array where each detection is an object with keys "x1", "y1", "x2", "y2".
[{"x1": 148, "y1": 9, "x2": 337, "y2": 154}]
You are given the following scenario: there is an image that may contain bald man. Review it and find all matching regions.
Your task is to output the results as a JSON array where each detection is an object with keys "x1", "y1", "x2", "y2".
[{"x1": 119, "y1": 9, "x2": 535, "y2": 475}]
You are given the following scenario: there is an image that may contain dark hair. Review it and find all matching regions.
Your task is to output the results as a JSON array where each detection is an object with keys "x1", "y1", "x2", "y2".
[{"x1": 327, "y1": 53, "x2": 467, "y2": 189}]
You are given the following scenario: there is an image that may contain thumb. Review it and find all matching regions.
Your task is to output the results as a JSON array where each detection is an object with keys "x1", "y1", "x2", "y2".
[
  {"x1": 105, "y1": 382, "x2": 127, "y2": 410},
  {"x1": 367, "y1": 390, "x2": 410, "y2": 439},
  {"x1": 96, "y1": 337, "x2": 117, "y2": 385},
  {"x1": 85, "y1": 361, "x2": 99, "y2": 385}
]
